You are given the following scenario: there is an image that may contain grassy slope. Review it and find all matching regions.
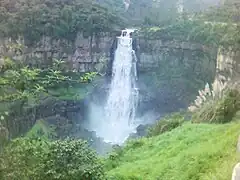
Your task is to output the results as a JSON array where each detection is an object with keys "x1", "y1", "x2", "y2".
[{"x1": 106, "y1": 122, "x2": 240, "y2": 180}]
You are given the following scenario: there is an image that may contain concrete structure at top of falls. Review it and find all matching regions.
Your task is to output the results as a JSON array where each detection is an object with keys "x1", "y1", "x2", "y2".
[{"x1": 95, "y1": 29, "x2": 139, "y2": 144}]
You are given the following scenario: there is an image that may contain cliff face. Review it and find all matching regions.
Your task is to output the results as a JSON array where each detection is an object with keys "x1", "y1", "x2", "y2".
[
  {"x1": 214, "y1": 48, "x2": 240, "y2": 82},
  {"x1": 0, "y1": 31, "x2": 216, "y2": 78},
  {"x1": 0, "y1": 33, "x2": 114, "y2": 73},
  {"x1": 139, "y1": 39, "x2": 216, "y2": 72},
  {"x1": 1, "y1": 31, "x2": 221, "y2": 120},
  {"x1": 136, "y1": 38, "x2": 217, "y2": 116}
]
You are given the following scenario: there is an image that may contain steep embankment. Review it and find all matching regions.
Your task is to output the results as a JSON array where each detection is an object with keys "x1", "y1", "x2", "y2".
[{"x1": 105, "y1": 122, "x2": 240, "y2": 180}]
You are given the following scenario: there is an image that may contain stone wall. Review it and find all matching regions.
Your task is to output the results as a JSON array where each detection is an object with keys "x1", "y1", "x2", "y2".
[{"x1": 0, "y1": 33, "x2": 114, "y2": 72}]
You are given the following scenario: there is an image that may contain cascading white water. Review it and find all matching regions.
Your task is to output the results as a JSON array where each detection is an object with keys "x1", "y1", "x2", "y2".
[{"x1": 94, "y1": 29, "x2": 139, "y2": 144}]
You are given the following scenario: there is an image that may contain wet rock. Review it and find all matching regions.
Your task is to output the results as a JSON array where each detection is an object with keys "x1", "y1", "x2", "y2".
[
  {"x1": 136, "y1": 124, "x2": 150, "y2": 137},
  {"x1": 127, "y1": 124, "x2": 151, "y2": 140}
]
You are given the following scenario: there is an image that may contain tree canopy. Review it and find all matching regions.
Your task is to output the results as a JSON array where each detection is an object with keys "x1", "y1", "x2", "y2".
[{"x1": 0, "y1": 0, "x2": 123, "y2": 45}]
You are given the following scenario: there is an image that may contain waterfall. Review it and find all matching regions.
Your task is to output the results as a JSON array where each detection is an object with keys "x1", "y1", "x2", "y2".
[{"x1": 94, "y1": 29, "x2": 138, "y2": 144}]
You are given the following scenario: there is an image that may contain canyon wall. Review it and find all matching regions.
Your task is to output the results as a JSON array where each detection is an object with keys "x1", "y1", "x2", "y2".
[
  {"x1": 0, "y1": 33, "x2": 114, "y2": 73},
  {"x1": 0, "y1": 31, "x2": 219, "y2": 123},
  {"x1": 136, "y1": 38, "x2": 217, "y2": 116},
  {"x1": 214, "y1": 47, "x2": 240, "y2": 84}
]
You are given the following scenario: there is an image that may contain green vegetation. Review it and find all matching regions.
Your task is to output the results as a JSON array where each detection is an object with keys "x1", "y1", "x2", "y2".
[
  {"x1": 104, "y1": 80, "x2": 240, "y2": 179},
  {"x1": 26, "y1": 119, "x2": 57, "y2": 140},
  {"x1": 127, "y1": 0, "x2": 222, "y2": 26},
  {"x1": 0, "y1": 138, "x2": 105, "y2": 180},
  {"x1": 202, "y1": 0, "x2": 240, "y2": 23},
  {"x1": 193, "y1": 88, "x2": 240, "y2": 124},
  {"x1": 105, "y1": 122, "x2": 240, "y2": 180},
  {"x1": 188, "y1": 81, "x2": 240, "y2": 124},
  {"x1": 0, "y1": 0, "x2": 240, "y2": 180},
  {"x1": 140, "y1": 20, "x2": 240, "y2": 48},
  {"x1": 0, "y1": 0, "x2": 123, "y2": 45},
  {"x1": 140, "y1": 0, "x2": 240, "y2": 48},
  {"x1": 147, "y1": 112, "x2": 185, "y2": 137},
  {"x1": 0, "y1": 57, "x2": 96, "y2": 138}
]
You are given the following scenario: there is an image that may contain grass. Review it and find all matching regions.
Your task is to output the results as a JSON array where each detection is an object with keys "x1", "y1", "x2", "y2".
[
  {"x1": 147, "y1": 112, "x2": 186, "y2": 137},
  {"x1": 105, "y1": 122, "x2": 240, "y2": 180}
]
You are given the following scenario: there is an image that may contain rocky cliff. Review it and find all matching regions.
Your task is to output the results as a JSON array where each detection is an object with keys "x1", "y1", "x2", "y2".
[
  {"x1": 136, "y1": 38, "x2": 217, "y2": 116},
  {"x1": 0, "y1": 30, "x2": 221, "y2": 139},
  {"x1": 0, "y1": 33, "x2": 115, "y2": 73},
  {"x1": 214, "y1": 47, "x2": 240, "y2": 84}
]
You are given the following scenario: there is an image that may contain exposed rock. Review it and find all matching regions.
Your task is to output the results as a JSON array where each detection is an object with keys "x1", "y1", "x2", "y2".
[
  {"x1": 232, "y1": 163, "x2": 240, "y2": 180},
  {"x1": 237, "y1": 135, "x2": 240, "y2": 152},
  {"x1": 127, "y1": 124, "x2": 151, "y2": 140},
  {"x1": 136, "y1": 124, "x2": 150, "y2": 137},
  {"x1": 0, "y1": 33, "x2": 114, "y2": 72},
  {"x1": 6, "y1": 97, "x2": 87, "y2": 138},
  {"x1": 213, "y1": 47, "x2": 240, "y2": 86}
]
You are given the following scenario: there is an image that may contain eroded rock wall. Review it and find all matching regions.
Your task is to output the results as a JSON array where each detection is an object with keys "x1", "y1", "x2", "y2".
[
  {"x1": 214, "y1": 47, "x2": 240, "y2": 83},
  {"x1": 136, "y1": 39, "x2": 217, "y2": 116},
  {"x1": 0, "y1": 33, "x2": 114, "y2": 72}
]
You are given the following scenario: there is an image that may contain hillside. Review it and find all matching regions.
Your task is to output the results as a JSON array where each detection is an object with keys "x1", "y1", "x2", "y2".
[{"x1": 105, "y1": 122, "x2": 240, "y2": 180}]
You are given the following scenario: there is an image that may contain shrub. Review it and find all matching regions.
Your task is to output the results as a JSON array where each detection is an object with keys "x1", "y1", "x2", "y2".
[
  {"x1": 188, "y1": 82, "x2": 225, "y2": 112},
  {"x1": 190, "y1": 81, "x2": 240, "y2": 124},
  {"x1": 192, "y1": 88, "x2": 240, "y2": 124},
  {"x1": 105, "y1": 145, "x2": 124, "y2": 171},
  {"x1": 0, "y1": 138, "x2": 105, "y2": 180},
  {"x1": 147, "y1": 113, "x2": 185, "y2": 137},
  {"x1": 0, "y1": 138, "x2": 47, "y2": 179},
  {"x1": 39, "y1": 139, "x2": 105, "y2": 180}
]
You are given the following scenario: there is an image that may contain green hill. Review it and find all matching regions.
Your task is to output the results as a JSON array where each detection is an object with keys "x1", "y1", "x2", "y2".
[{"x1": 105, "y1": 122, "x2": 240, "y2": 180}]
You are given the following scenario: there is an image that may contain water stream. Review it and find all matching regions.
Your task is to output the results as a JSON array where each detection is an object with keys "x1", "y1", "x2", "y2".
[{"x1": 94, "y1": 29, "x2": 139, "y2": 144}]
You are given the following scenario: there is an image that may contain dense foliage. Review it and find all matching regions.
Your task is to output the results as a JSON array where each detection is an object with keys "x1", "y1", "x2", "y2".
[
  {"x1": 0, "y1": 56, "x2": 96, "y2": 140},
  {"x1": 0, "y1": 0, "x2": 123, "y2": 45},
  {"x1": 139, "y1": 0, "x2": 240, "y2": 48},
  {"x1": 147, "y1": 113, "x2": 186, "y2": 137},
  {"x1": 201, "y1": 0, "x2": 240, "y2": 23},
  {"x1": 0, "y1": 138, "x2": 105, "y2": 180},
  {"x1": 140, "y1": 20, "x2": 240, "y2": 48},
  {"x1": 125, "y1": 0, "x2": 223, "y2": 26}
]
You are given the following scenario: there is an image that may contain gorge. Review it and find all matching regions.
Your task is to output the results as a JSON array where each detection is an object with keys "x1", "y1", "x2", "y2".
[{"x1": 0, "y1": 0, "x2": 240, "y2": 179}]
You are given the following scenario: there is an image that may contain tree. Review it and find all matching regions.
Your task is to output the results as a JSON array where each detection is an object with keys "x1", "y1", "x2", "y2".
[
  {"x1": 0, "y1": 56, "x2": 97, "y2": 140},
  {"x1": 0, "y1": 0, "x2": 123, "y2": 46},
  {"x1": 0, "y1": 138, "x2": 105, "y2": 179}
]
